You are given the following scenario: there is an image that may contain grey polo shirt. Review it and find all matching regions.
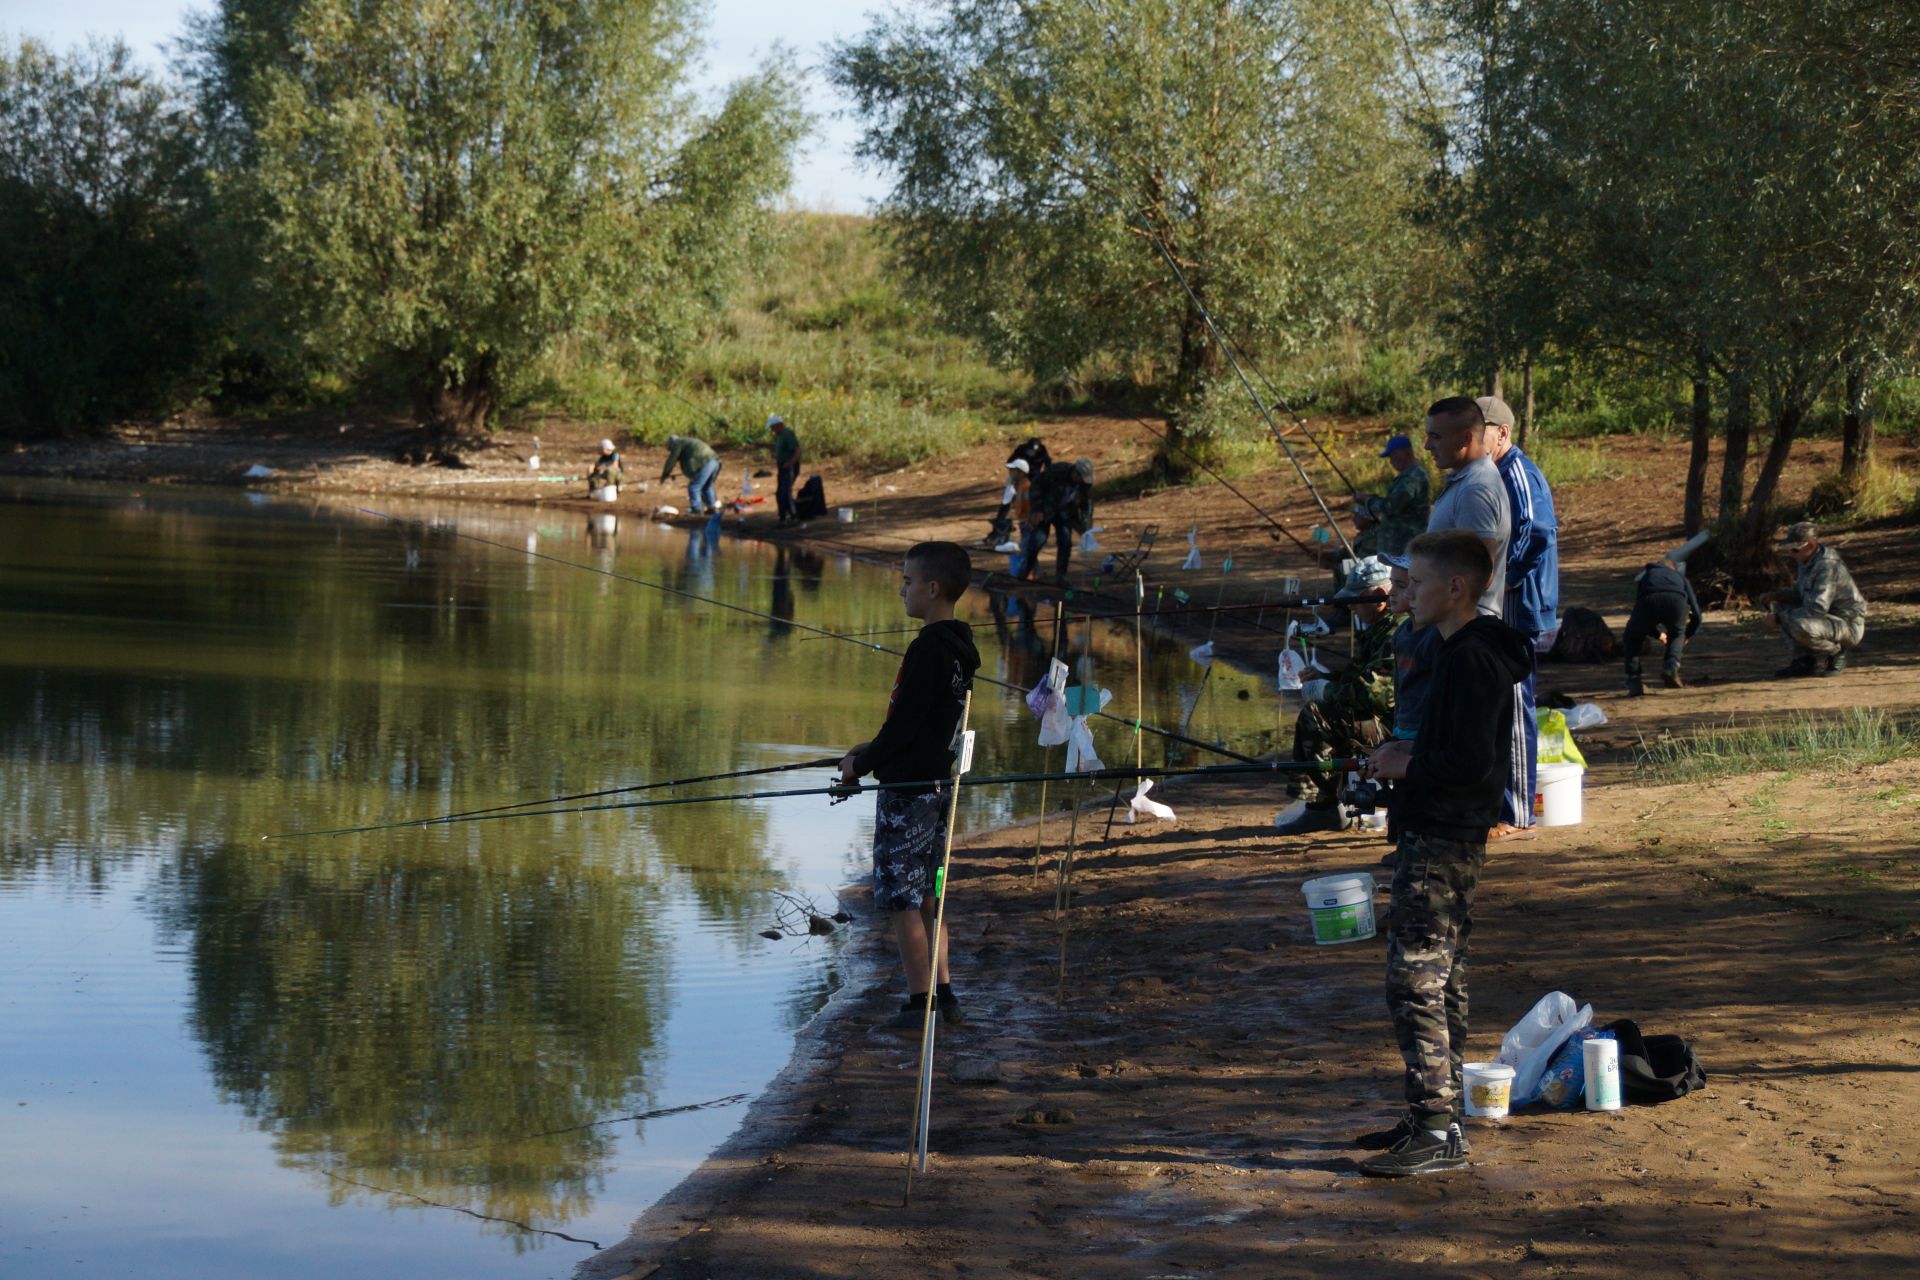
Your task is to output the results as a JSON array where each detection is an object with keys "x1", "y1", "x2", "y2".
[{"x1": 1426, "y1": 455, "x2": 1511, "y2": 615}]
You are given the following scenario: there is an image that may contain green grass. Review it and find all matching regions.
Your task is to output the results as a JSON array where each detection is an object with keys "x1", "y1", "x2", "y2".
[
  {"x1": 1804, "y1": 462, "x2": 1919, "y2": 521},
  {"x1": 1528, "y1": 434, "x2": 1630, "y2": 487},
  {"x1": 1635, "y1": 709, "x2": 1920, "y2": 783}
]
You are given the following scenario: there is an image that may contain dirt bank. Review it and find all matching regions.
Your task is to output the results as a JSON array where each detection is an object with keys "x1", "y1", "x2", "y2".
[{"x1": 10, "y1": 414, "x2": 1920, "y2": 1277}]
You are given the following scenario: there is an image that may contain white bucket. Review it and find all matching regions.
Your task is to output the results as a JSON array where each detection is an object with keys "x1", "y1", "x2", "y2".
[
  {"x1": 590, "y1": 484, "x2": 618, "y2": 503},
  {"x1": 836, "y1": 507, "x2": 856, "y2": 523},
  {"x1": 1534, "y1": 761, "x2": 1584, "y2": 826},
  {"x1": 1300, "y1": 872, "x2": 1375, "y2": 945},
  {"x1": 1463, "y1": 1061, "x2": 1516, "y2": 1119}
]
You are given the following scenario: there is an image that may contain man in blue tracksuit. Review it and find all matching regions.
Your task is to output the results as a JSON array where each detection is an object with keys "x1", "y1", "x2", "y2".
[{"x1": 1478, "y1": 396, "x2": 1558, "y2": 840}]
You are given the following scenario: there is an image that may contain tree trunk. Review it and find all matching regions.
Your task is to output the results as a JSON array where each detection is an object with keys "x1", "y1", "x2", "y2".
[
  {"x1": 1165, "y1": 291, "x2": 1220, "y2": 464},
  {"x1": 1684, "y1": 352, "x2": 1711, "y2": 535},
  {"x1": 1715, "y1": 363, "x2": 1751, "y2": 533},
  {"x1": 1517, "y1": 350, "x2": 1535, "y2": 450},
  {"x1": 1482, "y1": 365, "x2": 1502, "y2": 399},
  {"x1": 1736, "y1": 396, "x2": 1808, "y2": 563},
  {"x1": 1841, "y1": 359, "x2": 1875, "y2": 479},
  {"x1": 415, "y1": 353, "x2": 498, "y2": 438}
]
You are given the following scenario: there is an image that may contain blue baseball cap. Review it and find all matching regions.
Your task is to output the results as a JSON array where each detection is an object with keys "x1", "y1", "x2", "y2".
[{"x1": 1379, "y1": 434, "x2": 1413, "y2": 457}]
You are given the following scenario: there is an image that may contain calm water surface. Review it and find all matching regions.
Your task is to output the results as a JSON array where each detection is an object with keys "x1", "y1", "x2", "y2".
[{"x1": 0, "y1": 481, "x2": 1279, "y2": 1278}]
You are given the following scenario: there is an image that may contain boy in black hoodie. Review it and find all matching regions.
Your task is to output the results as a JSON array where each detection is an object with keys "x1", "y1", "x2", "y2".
[
  {"x1": 840, "y1": 542, "x2": 982, "y2": 1032},
  {"x1": 1355, "y1": 529, "x2": 1533, "y2": 1176}
]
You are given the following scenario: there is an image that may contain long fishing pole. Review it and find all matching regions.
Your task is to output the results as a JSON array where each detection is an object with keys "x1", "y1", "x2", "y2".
[
  {"x1": 318, "y1": 756, "x2": 843, "y2": 837},
  {"x1": 800, "y1": 591, "x2": 1387, "y2": 639},
  {"x1": 1237, "y1": 357, "x2": 1364, "y2": 498},
  {"x1": 354, "y1": 507, "x2": 1259, "y2": 766},
  {"x1": 264, "y1": 758, "x2": 1359, "y2": 841},
  {"x1": 1142, "y1": 231, "x2": 1358, "y2": 559},
  {"x1": 1125, "y1": 414, "x2": 1320, "y2": 558}
]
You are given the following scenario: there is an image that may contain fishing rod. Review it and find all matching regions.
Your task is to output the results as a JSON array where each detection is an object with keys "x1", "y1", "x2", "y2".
[
  {"x1": 1125, "y1": 414, "x2": 1322, "y2": 557},
  {"x1": 796, "y1": 590, "x2": 1388, "y2": 642},
  {"x1": 287, "y1": 756, "x2": 846, "y2": 840},
  {"x1": 1238, "y1": 359, "x2": 1364, "y2": 498},
  {"x1": 1142, "y1": 229, "x2": 1358, "y2": 560},
  {"x1": 354, "y1": 507, "x2": 1261, "y2": 766},
  {"x1": 263, "y1": 758, "x2": 1360, "y2": 840}
]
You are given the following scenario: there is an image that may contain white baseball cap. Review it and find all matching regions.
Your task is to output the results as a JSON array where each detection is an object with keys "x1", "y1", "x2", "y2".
[
  {"x1": 1006, "y1": 458, "x2": 1030, "y2": 474},
  {"x1": 599, "y1": 438, "x2": 615, "y2": 452},
  {"x1": 765, "y1": 413, "x2": 785, "y2": 430}
]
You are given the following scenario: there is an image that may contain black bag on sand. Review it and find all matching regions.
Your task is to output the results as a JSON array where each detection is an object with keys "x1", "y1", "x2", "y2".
[
  {"x1": 794, "y1": 475, "x2": 827, "y2": 521},
  {"x1": 1607, "y1": 1018, "x2": 1707, "y2": 1104}
]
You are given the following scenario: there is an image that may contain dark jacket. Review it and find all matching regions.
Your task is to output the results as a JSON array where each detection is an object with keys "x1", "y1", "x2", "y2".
[
  {"x1": 1633, "y1": 560, "x2": 1701, "y2": 638},
  {"x1": 1396, "y1": 615, "x2": 1534, "y2": 842},
  {"x1": 851, "y1": 620, "x2": 981, "y2": 795}
]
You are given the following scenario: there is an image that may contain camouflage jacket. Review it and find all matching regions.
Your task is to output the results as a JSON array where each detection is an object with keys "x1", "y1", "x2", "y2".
[
  {"x1": 1321, "y1": 612, "x2": 1402, "y2": 722},
  {"x1": 1790, "y1": 546, "x2": 1867, "y2": 622},
  {"x1": 1361, "y1": 463, "x2": 1431, "y2": 556}
]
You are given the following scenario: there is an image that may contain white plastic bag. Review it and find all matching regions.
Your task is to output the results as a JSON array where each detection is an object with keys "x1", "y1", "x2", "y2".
[
  {"x1": 1079, "y1": 526, "x2": 1103, "y2": 553},
  {"x1": 1188, "y1": 641, "x2": 1214, "y2": 668},
  {"x1": 1562, "y1": 702, "x2": 1609, "y2": 731},
  {"x1": 1182, "y1": 524, "x2": 1202, "y2": 570},
  {"x1": 1126, "y1": 777, "x2": 1176, "y2": 824},
  {"x1": 1496, "y1": 991, "x2": 1594, "y2": 1105}
]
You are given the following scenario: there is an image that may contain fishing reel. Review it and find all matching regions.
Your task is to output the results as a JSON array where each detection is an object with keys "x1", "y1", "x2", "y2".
[
  {"x1": 1340, "y1": 775, "x2": 1385, "y2": 815},
  {"x1": 827, "y1": 776, "x2": 859, "y2": 805}
]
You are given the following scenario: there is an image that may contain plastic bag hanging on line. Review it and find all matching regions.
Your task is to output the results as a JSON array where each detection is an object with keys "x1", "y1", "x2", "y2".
[
  {"x1": 1188, "y1": 641, "x2": 1214, "y2": 668},
  {"x1": 1062, "y1": 685, "x2": 1112, "y2": 772},
  {"x1": 1079, "y1": 525, "x2": 1103, "y2": 554},
  {"x1": 1026, "y1": 657, "x2": 1069, "y2": 720},
  {"x1": 1181, "y1": 524, "x2": 1202, "y2": 570},
  {"x1": 1126, "y1": 777, "x2": 1177, "y2": 824},
  {"x1": 1277, "y1": 622, "x2": 1308, "y2": 691}
]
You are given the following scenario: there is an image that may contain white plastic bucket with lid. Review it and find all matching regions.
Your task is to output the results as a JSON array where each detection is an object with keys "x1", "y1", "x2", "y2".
[
  {"x1": 1534, "y1": 761, "x2": 1585, "y2": 826},
  {"x1": 591, "y1": 484, "x2": 619, "y2": 503},
  {"x1": 1463, "y1": 1061, "x2": 1516, "y2": 1119},
  {"x1": 1300, "y1": 872, "x2": 1375, "y2": 945}
]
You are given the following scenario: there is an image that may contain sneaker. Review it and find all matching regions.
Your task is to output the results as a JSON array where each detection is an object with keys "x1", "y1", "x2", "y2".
[
  {"x1": 1662, "y1": 670, "x2": 1684, "y2": 689},
  {"x1": 1774, "y1": 654, "x2": 1819, "y2": 679},
  {"x1": 882, "y1": 997, "x2": 933, "y2": 1032},
  {"x1": 938, "y1": 994, "x2": 966, "y2": 1028},
  {"x1": 1359, "y1": 1114, "x2": 1474, "y2": 1155},
  {"x1": 1359, "y1": 1122, "x2": 1469, "y2": 1178},
  {"x1": 1825, "y1": 651, "x2": 1849, "y2": 675}
]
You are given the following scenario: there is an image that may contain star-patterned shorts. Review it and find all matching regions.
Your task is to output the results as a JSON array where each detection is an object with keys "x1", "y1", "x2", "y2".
[{"x1": 871, "y1": 789, "x2": 949, "y2": 913}]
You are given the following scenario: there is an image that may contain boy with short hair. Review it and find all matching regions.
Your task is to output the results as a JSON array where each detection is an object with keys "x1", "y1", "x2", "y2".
[
  {"x1": 1356, "y1": 529, "x2": 1532, "y2": 1176},
  {"x1": 840, "y1": 542, "x2": 982, "y2": 1031}
]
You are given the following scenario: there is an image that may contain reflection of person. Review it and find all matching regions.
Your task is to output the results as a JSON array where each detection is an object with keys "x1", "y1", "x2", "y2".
[
  {"x1": 1353, "y1": 435, "x2": 1430, "y2": 556},
  {"x1": 587, "y1": 439, "x2": 622, "y2": 497},
  {"x1": 1760, "y1": 522, "x2": 1867, "y2": 678},
  {"x1": 659, "y1": 434, "x2": 721, "y2": 514},
  {"x1": 769, "y1": 543, "x2": 796, "y2": 638},
  {"x1": 1018, "y1": 458, "x2": 1094, "y2": 582},
  {"x1": 1622, "y1": 555, "x2": 1700, "y2": 695},
  {"x1": 838, "y1": 542, "x2": 982, "y2": 1033},
  {"x1": 1358, "y1": 530, "x2": 1531, "y2": 1178},
  {"x1": 983, "y1": 438, "x2": 1051, "y2": 546},
  {"x1": 1276, "y1": 557, "x2": 1396, "y2": 834},
  {"x1": 767, "y1": 414, "x2": 802, "y2": 526},
  {"x1": 1481, "y1": 395, "x2": 1558, "y2": 840}
]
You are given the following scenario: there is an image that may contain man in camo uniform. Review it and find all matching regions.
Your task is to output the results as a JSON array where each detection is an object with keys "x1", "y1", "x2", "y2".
[
  {"x1": 1275, "y1": 557, "x2": 1398, "y2": 834},
  {"x1": 1761, "y1": 522, "x2": 1867, "y2": 677},
  {"x1": 1352, "y1": 434, "x2": 1432, "y2": 557}
]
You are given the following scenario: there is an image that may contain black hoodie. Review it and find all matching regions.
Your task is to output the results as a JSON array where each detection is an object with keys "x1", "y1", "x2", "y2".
[
  {"x1": 1396, "y1": 614, "x2": 1535, "y2": 842},
  {"x1": 852, "y1": 619, "x2": 982, "y2": 795}
]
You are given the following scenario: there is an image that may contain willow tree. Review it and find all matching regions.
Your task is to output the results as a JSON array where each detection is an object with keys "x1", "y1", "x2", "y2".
[
  {"x1": 188, "y1": 0, "x2": 805, "y2": 433},
  {"x1": 832, "y1": 0, "x2": 1429, "y2": 459}
]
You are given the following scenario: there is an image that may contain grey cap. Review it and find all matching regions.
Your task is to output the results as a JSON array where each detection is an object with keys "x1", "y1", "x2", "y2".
[
  {"x1": 1071, "y1": 458, "x2": 1095, "y2": 484},
  {"x1": 1476, "y1": 395, "x2": 1516, "y2": 428},
  {"x1": 1779, "y1": 521, "x2": 1817, "y2": 547},
  {"x1": 1344, "y1": 555, "x2": 1393, "y2": 594}
]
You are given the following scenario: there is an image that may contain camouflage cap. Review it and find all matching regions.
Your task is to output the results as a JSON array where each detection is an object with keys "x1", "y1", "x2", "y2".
[
  {"x1": 1343, "y1": 555, "x2": 1393, "y2": 594},
  {"x1": 1778, "y1": 521, "x2": 1817, "y2": 547},
  {"x1": 1475, "y1": 395, "x2": 1516, "y2": 428}
]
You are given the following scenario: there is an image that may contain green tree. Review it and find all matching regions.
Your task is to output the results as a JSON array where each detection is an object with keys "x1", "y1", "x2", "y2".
[
  {"x1": 187, "y1": 0, "x2": 806, "y2": 433},
  {"x1": 0, "y1": 38, "x2": 212, "y2": 435},
  {"x1": 832, "y1": 0, "x2": 1430, "y2": 460}
]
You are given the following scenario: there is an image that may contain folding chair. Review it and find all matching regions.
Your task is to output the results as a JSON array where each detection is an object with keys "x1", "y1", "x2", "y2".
[{"x1": 1102, "y1": 524, "x2": 1158, "y2": 578}]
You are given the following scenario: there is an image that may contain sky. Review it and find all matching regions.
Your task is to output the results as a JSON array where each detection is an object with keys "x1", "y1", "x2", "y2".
[{"x1": 0, "y1": 0, "x2": 894, "y2": 211}]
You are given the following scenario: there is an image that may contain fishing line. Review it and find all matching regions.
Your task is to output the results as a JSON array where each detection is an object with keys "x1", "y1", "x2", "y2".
[
  {"x1": 264, "y1": 759, "x2": 1357, "y2": 840},
  {"x1": 1123, "y1": 415, "x2": 1321, "y2": 558},
  {"x1": 353, "y1": 506, "x2": 1259, "y2": 765},
  {"x1": 1141, "y1": 229, "x2": 1359, "y2": 559}
]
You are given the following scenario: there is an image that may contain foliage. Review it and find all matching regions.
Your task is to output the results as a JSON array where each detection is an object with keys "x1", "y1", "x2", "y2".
[
  {"x1": 832, "y1": 0, "x2": 1437, "y2": 456},
  {"x1": 1636, "y1": 710, "x2": 1920, "y2": 784},
  {"x1": 0, "y1": 38, "x2": 213, "y2": 435},
  {"x1": 1804, "y1": 463, "x2": 1918, "y2": 522},
  {"x1": 186, "y1": 0, "x2": 806, "y2": 433}
]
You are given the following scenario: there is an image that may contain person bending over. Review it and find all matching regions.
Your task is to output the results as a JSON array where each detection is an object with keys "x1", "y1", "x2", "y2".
[
  {"x1": 1622, "y1": 554, "x2": 1701, "y2": 695},
  {"x1": 1355, "y1": 529, "x2": 1532, "y2": 1177}
]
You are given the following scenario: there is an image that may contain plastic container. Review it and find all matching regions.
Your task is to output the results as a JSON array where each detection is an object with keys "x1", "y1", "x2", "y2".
[
  {"x1": 1462, "y1": 1061, "x2": 1516, "y2": 1119},
  {"x1": 1583, "y1": 1037, "x2": 1622, "y2": 1111},
  {"x1": 1534, "y1": 761, "x2": 1585, "y2": 826},
  {"x1": 836, "y1": 507, "x2": 856, "y2": 523},
  {"x1": 1300, "y1": 872, "x2": 1376, "y2": 945},
  {"x1": 590, "y1": 485, "x2": 618, "y2": 503}
]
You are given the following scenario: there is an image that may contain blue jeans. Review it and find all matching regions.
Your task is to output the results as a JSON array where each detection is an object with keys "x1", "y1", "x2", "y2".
[{"x1": 687, "y1": 458, "x2": 720, "y2": 513}]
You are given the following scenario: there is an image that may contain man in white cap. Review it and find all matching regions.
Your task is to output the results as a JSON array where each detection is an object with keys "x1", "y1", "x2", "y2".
[
  {"x1": 1478, "y1": 394, "x2": 1558, "y2": 840},
  {"x1": 767, "y1": 414, "x2": 802, "y2": 526},
  {"x1": 1760, "y1": 522, "x2": 1867, "y2": 677},
  {"x1": 982, "y1": 437, "x2": 1052, "y2": 546},
  {"x1": 587, "y1": 438, "x2": 621, "y2": 497}
]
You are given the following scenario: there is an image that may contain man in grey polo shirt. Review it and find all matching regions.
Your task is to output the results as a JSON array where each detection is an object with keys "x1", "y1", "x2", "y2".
[{"x1": 1423, "y1": 395, "x2": 1511, "y2": 617}]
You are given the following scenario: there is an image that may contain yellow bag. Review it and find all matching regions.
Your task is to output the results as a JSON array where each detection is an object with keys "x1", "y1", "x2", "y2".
[{"x1": 1535, "y1": 708, "x2": 1588, "y2": 768}]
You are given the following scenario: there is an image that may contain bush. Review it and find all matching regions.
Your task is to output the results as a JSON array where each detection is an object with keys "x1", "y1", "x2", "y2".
[{"x1": 1804, "y1": 463, "x2": 1918, "y2": 521}]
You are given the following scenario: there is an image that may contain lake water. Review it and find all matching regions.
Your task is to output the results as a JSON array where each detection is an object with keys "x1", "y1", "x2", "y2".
[{"x1": 0, "y1": 481, "x2": 1281, "y2": 1278}]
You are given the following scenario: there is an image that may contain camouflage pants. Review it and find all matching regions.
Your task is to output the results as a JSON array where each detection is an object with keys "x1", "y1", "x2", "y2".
[
  {"x1": 1289, "y1": 702, "x2": 1385, "y2": 804},
  {"x1": 1777, "y1": 607, "x2": 1865, "y2": 658},
  {"x1": 1384, "y1": 830, "x2": 1486, "y2": 1127}
]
